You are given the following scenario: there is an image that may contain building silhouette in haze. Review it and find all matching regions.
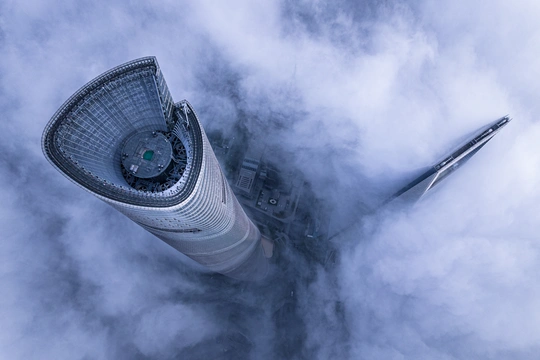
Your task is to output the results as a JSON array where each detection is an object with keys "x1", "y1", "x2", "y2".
[
  {"x1": 42, "y1": 56, "x2": 511, "y2": 281},
  {"x1": 390, "y1": 115, "x2": 511, "y2": 203}
]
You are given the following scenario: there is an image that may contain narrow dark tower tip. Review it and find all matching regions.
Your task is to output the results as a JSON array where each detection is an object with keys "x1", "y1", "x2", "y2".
[{"x1": 389, "y1": 115, "x2": 511, "y2": 203}]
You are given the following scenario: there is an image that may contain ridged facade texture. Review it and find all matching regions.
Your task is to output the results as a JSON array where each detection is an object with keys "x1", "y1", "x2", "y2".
[{"x1": 42, "y1": 57, "x2": 268, "y2": 281}]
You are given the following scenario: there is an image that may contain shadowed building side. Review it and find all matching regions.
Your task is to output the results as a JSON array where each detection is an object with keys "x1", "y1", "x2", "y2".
[
  {"x1": 389, "y1": 115, "x2": 511, "y2": 204},
  {"x1": 42, "y1": 57, "x2": 268, "y2": 281},
  {"x1": 327, "y1": 115, "x2": 511, "y2": 242}
]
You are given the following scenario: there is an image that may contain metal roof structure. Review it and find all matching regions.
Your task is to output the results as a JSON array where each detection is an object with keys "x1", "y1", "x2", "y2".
[
  {"x1": 390, "y1": 115, "x2": 511, "y2": 203},
  {"x1": 42, "y1": 57, "x2": 268, "y2": 280}
]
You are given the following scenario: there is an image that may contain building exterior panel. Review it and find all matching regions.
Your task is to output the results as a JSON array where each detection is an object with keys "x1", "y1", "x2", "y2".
[{"x1": 42, "y1": 57, "x2": 268, "y2": 281}]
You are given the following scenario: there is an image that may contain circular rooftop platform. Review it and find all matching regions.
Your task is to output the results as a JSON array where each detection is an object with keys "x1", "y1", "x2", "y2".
[{"x1": 121, "y1": 131, "x2": 173, "y2": 179}]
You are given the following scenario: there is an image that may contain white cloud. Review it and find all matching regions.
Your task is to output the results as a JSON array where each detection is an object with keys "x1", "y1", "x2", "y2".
[{"x1": 1, "y1": 0, "x2": 540, "y2": 358}]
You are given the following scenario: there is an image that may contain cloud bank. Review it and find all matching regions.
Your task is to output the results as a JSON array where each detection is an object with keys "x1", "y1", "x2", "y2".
[{"x1": 1, "y1": 0, "x2": 540, "y2": 358}]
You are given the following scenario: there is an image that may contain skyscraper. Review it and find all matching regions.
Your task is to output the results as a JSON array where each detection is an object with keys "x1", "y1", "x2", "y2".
[
  {"x1": 327, "y1": 115, "x2": 511, "y2": 242},
  {"x1": 42, "y1": 57, "x2": 269, "y2": 281},
  {"x1": 390, "y1": 115, "x2": 511, "y2": 203}
]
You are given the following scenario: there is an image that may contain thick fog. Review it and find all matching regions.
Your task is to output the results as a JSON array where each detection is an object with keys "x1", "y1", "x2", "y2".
[{"x1": 1, "y1": 0, "x2": 540, "y2": 359}]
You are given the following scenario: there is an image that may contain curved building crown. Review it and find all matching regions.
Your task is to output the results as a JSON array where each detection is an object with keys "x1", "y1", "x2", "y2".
[{"x1": 42, "y1": 57, "x2": 268, "y2": 281}]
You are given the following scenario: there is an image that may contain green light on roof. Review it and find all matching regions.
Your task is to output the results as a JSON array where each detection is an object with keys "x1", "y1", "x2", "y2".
[{"x1": 142, "y1": 150, "x2": 154, "y2": 161}]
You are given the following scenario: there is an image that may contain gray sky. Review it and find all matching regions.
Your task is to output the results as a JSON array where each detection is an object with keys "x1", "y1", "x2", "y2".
[{"x1": 1, "y1": 0, "x2": 540, "y2": 359}]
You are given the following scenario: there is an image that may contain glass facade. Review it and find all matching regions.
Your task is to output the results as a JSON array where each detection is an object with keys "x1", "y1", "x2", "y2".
[
  {"x1": 389, "y1": 116, "x2": 511, "y2": 204},
  {"x1": 42, "y1": 57, "x2": 268, "y2": 280}
]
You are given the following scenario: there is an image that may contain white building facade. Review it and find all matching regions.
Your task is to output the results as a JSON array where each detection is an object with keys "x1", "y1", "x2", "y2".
[{"x1": 42, "y1": 57, "x2": 268, "y2": 280}]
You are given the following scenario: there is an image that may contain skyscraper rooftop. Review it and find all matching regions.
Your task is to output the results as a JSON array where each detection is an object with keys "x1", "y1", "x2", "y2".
[
  {"x1": 42, "y1": 57, "x2": 269, "y2": 280},
  {"x1": 389, "y1": 115, "x2": 511, "y2": 203}
]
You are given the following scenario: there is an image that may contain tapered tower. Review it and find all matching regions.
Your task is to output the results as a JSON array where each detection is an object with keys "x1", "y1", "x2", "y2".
[
  {"x1": 42, "y1": 57, "x2": 268, "y2": 280},
  {"x1": 390, "y1": 115, "x2": 511, "y2": 203}
]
